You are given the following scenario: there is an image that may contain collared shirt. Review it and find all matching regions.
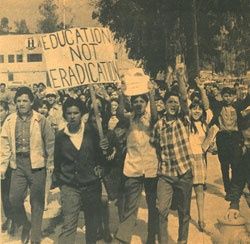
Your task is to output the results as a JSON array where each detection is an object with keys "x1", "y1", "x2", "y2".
[
  {"x1": 151, "y1": 115, "x2": 193, "y2": 177},
  {"x1": 123, "y1": 112, "x2": 158, "y2": 178},
  {"x1": 15, "y1": 112, "x2": 32, "y2": 153}
]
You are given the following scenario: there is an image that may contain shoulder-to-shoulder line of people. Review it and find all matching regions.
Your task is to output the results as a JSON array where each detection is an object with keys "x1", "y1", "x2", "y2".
[{"x1": 0, "y1": 73, "x2": 250, "y2": 244}]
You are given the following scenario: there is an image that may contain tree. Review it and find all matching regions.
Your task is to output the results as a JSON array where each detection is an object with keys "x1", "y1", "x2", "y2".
[
  {"x1": 0, "y1": 17, "x2": 11, "y2": 35},
  {"x1": 14, "y1": 19, "x2": 30, "y2": 34},
  {"x1": 93, "y1": 0, "x2": 250, "y2": 80},
  {"x1": 37, "y1": 0, "x2": 59, "y2": 33}
]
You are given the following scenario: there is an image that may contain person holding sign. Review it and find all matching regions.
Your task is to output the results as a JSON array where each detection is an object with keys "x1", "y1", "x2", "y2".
[
  {"x1": 114, "y1": 80, "x2": 159, "y2": 244},
  {"x1": 52, "y1": 97, "x2": 114, "y2": 244}
]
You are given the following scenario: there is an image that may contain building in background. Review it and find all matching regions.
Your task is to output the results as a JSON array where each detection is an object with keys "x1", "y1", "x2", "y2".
[{"x1": 0, "y1": 34, "x2": 48, "y2": 88}]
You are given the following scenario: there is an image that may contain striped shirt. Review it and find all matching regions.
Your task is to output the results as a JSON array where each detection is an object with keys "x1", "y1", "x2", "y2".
[{"x1": 151, "y1": 116, "x2": 194, "y2": 176}]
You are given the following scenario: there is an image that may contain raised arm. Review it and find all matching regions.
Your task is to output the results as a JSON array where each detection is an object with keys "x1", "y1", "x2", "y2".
[
  {"x1": 165, "y1": 65, "x2": 174, "y2": 91},
  {"x1": 196, "y1": 77, "x2": 210, "y2": 110},
  {"x1": 176, "y1": 64, "x2": 189, "y2": 115},
  {"x1": 116, "y1": 82, "x2": 130, "y2": 123}
]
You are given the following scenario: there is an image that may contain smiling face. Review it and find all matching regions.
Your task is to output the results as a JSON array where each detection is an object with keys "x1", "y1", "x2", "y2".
[
  {"x1": 38, "y1": 104, "x2": 49, "y2": 117},
  {"x1": 155, "y1": 99, "x2": 165, "y2": 112},
  {"x1": 165, "y1": 95, "x2": 180, "y2": 116},
  {"x1": 46, "y1": 95, "x2": 56, "y2": 105},
  {"x1": 65, "y1": 106, "x2": 82, "y2": 132},
  {"x1": 16, "y1": 94, "x2": 33, "y2": 116},
  {"x1": 190, "y1": 104, "x2": 203, "y2": 121},
  {"x1": 132, "y1": 96, "x2": 147, "y2": 116}
]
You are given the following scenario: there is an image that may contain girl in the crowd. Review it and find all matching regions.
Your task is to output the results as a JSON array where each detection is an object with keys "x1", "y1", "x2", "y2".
[{"x1": 188, "y1": 100, "x2": 209, "y2": 231}]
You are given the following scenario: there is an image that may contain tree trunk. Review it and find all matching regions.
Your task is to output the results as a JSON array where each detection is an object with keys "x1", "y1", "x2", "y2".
[{"x1": 181, "y1": 0, "x2": 200, "y2": 85}]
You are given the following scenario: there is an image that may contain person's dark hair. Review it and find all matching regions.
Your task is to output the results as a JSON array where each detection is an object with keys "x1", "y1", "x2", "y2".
[
  {"x1": 0, "y1": 101, "x2": 9, "y2": 111},
  {"x1": 234, "y1": 82, "x2": 239, "y2": 88},
  {"x1": 14, "y1": 86, "x2": 34, "y2": 103},
  {"x1": 163, "y1": 91, "x2": 179, "y2": 103},
  {"x1": 38, "y1": 82, "x2": 46, "y2": 88},
  {"x1": 189, "y1": 100, "x2": 207, "y2": 134},
  {"x1": 131, "y1": 94, "x2": 149, "y2": 104},
  {"x1": 0, "y1": 83, "x2": 6, "y2": 87},
  {"x1": 221, "y1": 87, "x2": 233, "y2": 96},
  {"x1": 62, "y1": 97, "x2": 85, "y2": 119},
  {"x1": 154, "y1": 90, "x2": 164, "y2": 102},
  {"x1": 37, "y1": 99, "x2": 51, "y2": 110},
  {"x1": 190, "y1": 90, "x2": 201, "y2": 101}
]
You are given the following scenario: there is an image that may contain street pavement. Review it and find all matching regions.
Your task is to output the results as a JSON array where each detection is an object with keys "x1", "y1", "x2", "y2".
[{"x1": 1, "y1": 153, "x2": 250, "y2": 243}]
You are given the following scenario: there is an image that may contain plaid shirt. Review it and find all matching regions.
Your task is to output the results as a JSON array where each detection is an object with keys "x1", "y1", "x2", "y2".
[{"x1": 151, "y1": 116, "x2": 194, "y2": 176}]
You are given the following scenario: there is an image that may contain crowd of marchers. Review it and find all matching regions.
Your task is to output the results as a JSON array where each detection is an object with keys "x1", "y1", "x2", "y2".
[{"x1": 0, "y1": 66, "x2": 250, "y2": 244}]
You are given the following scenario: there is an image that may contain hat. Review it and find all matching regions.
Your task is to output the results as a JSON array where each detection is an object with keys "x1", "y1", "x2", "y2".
[{"x1": 45, "y1": 87, "x2": 57, "y2": 96}]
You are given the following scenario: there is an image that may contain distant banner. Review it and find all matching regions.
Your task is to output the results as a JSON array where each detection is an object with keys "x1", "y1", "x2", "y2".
[
  {"x1": 123, "y1": 68, "x2": 149, "y2": 96},
  {"x1": 40, "y1": 27, "x2": 120, "y2": 89}
]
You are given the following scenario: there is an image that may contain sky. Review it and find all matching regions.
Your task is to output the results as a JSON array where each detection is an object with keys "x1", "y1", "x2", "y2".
[{"x1": 1, "y1": 0, "x2": 99, "y2": 33}]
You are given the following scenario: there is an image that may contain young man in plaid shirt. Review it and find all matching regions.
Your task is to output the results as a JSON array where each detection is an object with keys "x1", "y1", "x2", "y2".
[{"x1": 150, "y1": 66, "x2": 194, "y2": 244}]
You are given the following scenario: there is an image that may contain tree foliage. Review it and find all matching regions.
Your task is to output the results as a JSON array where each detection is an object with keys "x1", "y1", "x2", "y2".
[
  {"x1": 93, "y1": 0, "x2": 250, "y2": 78},
  {"x1": 0, "y1": 17, "x2": 11, "y2": 35},
  {"x1": 37, "y1": 0, "x2": 60, "y2": 33},
  {"x1": 14, "y1": 19, "x2": 30, "y2": 34},
  {"x1": 37, "y1": 0, "x2": 74, "y2": 33}
]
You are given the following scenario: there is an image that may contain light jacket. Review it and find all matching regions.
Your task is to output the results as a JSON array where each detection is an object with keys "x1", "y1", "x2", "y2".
[{"x1": 0, "y1": 110, "x2": 55, "y2": 174}]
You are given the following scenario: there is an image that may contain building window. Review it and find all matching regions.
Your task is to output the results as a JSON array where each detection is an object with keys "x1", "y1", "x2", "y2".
[
  {"x1": 8, "y1": 72, "x2": 14, "y2": 81},
  {"x1": 27, "y1": 53, "x2": 42, "y2": 62},
  {"x1": 16, "y1": 54, "x2": 23, "y2": 62},
  {"x1": 8, "y1": 55, "x2": 15, "y2": 63},
  {"x1": 0, "y1": 55, "x2": 4, "y2": 63}
]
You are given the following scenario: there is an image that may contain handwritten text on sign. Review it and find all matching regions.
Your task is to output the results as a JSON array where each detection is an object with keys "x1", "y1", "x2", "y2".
[{"x1": 40, "y1": 28, "x2": 120, "y2": 89}]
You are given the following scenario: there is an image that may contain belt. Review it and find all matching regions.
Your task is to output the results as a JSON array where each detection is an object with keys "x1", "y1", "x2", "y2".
[{"x1": 16, "y1": 152, "x2": 30, "y2": 157}]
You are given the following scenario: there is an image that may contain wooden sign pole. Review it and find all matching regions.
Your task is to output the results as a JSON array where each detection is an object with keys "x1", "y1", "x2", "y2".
[{"x1": 89, "y1": 84, "x2": 104, "y2": 140}]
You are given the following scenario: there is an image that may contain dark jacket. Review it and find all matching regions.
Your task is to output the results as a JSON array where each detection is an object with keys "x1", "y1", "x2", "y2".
[{"x1": 53, "y1": 123, "x2": 104, "y2": 187}]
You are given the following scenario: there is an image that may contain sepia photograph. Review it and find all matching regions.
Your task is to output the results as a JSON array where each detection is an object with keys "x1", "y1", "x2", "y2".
[{"x1": 0, "y1": 0, "x2": 250, "y2": 243}]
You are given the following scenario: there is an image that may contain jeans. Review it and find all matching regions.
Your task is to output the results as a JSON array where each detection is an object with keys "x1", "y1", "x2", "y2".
[
  {"x1": 58, "y1": 182, "x2": 101, "y2": 244},
  {"x1": 9, "y1": 155, "x2": 46, "y2": 242},
  {"x1": 115, "y1": 176, "x2": 158, "y2": 243},
  {"x1": 157, "y1": 170, "x2": 193, "y2": 243},
  {"x1": 216, "y1": 131, "x2": 243, "y2": 194}
]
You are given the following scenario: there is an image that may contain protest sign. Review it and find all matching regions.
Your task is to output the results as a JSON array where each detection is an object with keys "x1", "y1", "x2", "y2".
[
  {"x1": 123, "y1": 68, "x2": 149, "y2": 96},
  {"x1": 39, "y1": 27, "x2": 120, "y2": 89}
]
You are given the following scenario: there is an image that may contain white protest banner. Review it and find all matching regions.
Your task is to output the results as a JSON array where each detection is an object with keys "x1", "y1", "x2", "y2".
[
  {"x1": 123, "y1": 68, "x2": 149, "y2": 96},
  {"x1": 39, "y1": 27, "x2": 120, "y2": 89}
]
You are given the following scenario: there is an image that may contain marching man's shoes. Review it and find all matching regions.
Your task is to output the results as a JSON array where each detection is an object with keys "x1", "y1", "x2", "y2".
[{"x1": 21, "y1": 221, "x2": 31, "y2": 244}]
